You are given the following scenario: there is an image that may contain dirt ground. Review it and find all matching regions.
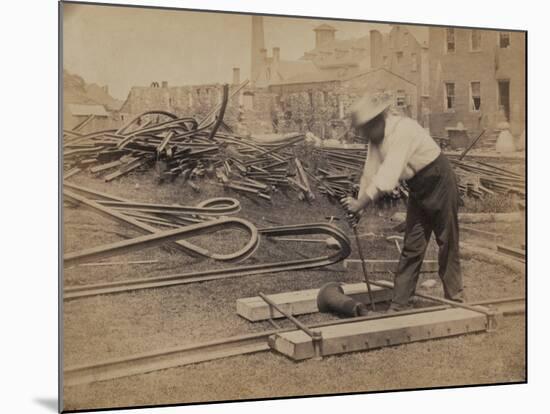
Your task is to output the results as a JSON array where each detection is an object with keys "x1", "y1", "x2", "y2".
[{"x1": 62, "y1": 169, "x2": 526, "y2": 411}]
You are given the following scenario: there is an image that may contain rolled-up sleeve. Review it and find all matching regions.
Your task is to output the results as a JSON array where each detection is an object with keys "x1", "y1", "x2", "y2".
[
  {"x1": 368, "y1": 129, "x2": 415, "y2": 197},
  {"x1": 359, "y1": 143, "x2": 381, "y2": 199}
]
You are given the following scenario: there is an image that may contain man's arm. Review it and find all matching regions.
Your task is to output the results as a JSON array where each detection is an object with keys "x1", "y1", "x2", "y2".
[
  {"x1": 342, "y1": 147, "x2": 378, "y2": 214},
  {"x1": 364, "y1": 128, "x2": 415, "y2": 199}
]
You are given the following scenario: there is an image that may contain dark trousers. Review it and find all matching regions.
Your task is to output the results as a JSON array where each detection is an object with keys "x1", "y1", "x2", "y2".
[{"x1": 392, "y1": 154, "x2": 463, "y2": 306}]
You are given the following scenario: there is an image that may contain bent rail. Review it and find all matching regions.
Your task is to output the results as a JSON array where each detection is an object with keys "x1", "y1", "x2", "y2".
[{"x1": 63, "y1": 223, "x2": 351, "y2": 300}]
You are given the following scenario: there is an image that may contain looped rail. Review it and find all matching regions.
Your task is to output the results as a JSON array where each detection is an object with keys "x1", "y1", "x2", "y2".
[
  {"x1": 63, "y1": 184, "x2": 256, "y2": 263},
  {"x1": 63, "y1": 223, "x2": 351, "y2": 300}
]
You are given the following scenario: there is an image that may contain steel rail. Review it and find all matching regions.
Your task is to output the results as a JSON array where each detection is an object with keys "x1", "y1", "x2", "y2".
[
  {"x1": 63, "y1": 181, "x2": 242, "y2": 221},
  {"x1": 115, "y1": 110, "x2": 179, "y2": 136},
  {"x1": 92, "y1": 198, "x2": 241, "y2": 216},
  {"x1": 63, "y1": 223, "x2": 351, "y2": 300},
  {"x1": 64, "y1": 217, "x2": 257, "y2": 267},
  {"x1": 198, "y1": 79, "x2": 249, "y2": 128},
  {"x1": 63, "y1": 296, "x2": 525, "y2": 386},
  {"x1": 207, "y1": 84, "x2": 229, "y2": 140},
  {"x1": 63, "y1": 188, "x2": 258, "y2": 263}
]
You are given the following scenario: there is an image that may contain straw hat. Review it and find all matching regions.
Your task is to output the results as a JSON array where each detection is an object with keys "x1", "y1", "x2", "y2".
[{"x1": 350, "y1": 92, "x2": 393, "y2": 127}]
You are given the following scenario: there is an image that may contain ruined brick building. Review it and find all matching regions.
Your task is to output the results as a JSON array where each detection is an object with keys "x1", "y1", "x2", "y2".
[{"x1": 114, "y1": 16, "x2": 525, "y2": 146}]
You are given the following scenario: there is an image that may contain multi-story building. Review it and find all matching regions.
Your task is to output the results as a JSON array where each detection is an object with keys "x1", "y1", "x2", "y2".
[
  {"x1": 369, "y1": 25, "x2": 430, "y2": 127},
  {"x1": 428, "y1": 27, "x2": 526, "y2": 140}
]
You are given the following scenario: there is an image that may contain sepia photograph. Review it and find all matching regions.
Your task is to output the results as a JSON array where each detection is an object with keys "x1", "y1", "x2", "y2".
[{"x1": 60, "y1": 1, "x2": 526, "y2": 412}]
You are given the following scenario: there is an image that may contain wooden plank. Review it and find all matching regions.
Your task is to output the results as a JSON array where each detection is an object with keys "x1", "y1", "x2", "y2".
[
  {"x1": 269, "y1": 308, "x2": 490, "y2": 361},
  {"x1": 237, "y1": 283, "x2": 392, "y2": 322},
  {"x1": 343, "y1": 259, "x2": 438, "y2": 273}
]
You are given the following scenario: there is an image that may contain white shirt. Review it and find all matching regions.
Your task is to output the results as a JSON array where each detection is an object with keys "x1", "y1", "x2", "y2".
[{"x1": 359, "y1": 114, "x2": 441, "y2": 200}]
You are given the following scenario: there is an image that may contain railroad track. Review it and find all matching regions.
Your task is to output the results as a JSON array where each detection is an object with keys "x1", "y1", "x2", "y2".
[{"x1": 64, "y1": 296, "x2": 525, "y2": 387}]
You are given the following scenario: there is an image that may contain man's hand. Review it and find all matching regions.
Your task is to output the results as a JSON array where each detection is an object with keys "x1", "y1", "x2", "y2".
[
  {"x1": 340, "y1": 197, "x2": 363, "y2": 214},
  {"x1": 340, "y1": 196, "x2": 367, "y2": 228}
]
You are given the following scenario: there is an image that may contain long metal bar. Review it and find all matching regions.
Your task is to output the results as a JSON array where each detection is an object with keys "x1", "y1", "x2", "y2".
[
  {"x1": 458, "y1": 129, "x2": 485, "y2": 160},
  {"x1": 63, "y1": 297, "x2": 524, "y2": 386},
  {"x1": 64, "y1": 217, "x2": 257, "y2": 267},
  {"x1": 258, "y1": 292, "x2": 317, "y2": 338},
  {"x1": 198, "y1": 79, "x2": 249, "y2": 128},
  {"x1": 353, "y1": 226, "x2": 376, "y2": 311},
  {"x1": 372, "y1": 278, "x2": 492, "y2": 316},
  {"x1": 207, "y1": 84, "x2": 229, "y2": 140},
  {"x1": 63, "y1": 223, "x2": 351, "y2": 300},
  {"x1": 63, "y1": 187, "x2": 258, "y2": 263}
]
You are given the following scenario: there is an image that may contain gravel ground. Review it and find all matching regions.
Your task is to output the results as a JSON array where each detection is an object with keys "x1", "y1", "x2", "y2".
[{"x1": 62, "y1": 170, "x2": 526, "y2": 411}]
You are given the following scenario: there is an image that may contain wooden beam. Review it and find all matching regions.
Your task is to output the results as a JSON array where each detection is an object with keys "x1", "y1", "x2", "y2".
[
  {"x1": 269, "y1": 308, "x2": 492, "y2": 361},
  {"x1": 237, "y1": 283, "x2": 393, "y2": 322},
  {"x1": 343, "y1": 259, "x2": 438, "y2": 273}
]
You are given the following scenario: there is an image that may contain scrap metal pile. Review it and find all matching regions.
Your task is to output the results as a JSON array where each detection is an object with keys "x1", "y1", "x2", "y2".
[
  {"x1": 450, "y1": 157, "x2": 525, "y2": 199},
  {"x1": 62, "y1": 82, "x2": 365, "y2": 204},
  {"x1": 63, "y1": 81, "x2": 523, "y2": 204}
]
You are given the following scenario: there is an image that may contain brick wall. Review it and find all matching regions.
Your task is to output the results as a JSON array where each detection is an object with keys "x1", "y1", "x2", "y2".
[
  {"x1": 119, "y1": 84, "x2": 241, "y2": 124},
  {"x1": 429, "y1": 28, "x2": 526, "y2": 140}
]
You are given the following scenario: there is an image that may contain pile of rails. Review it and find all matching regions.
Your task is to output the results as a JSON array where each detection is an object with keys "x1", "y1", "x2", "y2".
[
  {"x1": 63, "y1": 83, "x2": 523, "y2": 204},
  {"x1": 450, "y1": 158, "x2": 525, "y2": 199},
  {"x1": 311, "y1": 146, "x2": 366, "y2": 199},
  {"x1": 63, "y1": 83, "x2": 235, "y2": 184}
]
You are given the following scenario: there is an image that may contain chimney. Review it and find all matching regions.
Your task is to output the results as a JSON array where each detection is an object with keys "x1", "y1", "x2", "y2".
[
  {"x1": 102, "y1": 85, "x2": 109, "y2": 94},
  {"x1": 272, "y1": 47, "x2": 280, "y2": 62},
  {"x1": 161, "y1": 81, "x2": 168, "y2": 88},
  {"x1": 232, "y1": 67, "x2": 240, "y2": 85},
  {"x1": 260, "y1": 48, "x2": 268, "y2": 62},
  {"x1": 251, "y1": 16, "x2": 266, "y2": 85},
  {"x1": 370, "y1": 30, "x2": 383, "y2": 68}
]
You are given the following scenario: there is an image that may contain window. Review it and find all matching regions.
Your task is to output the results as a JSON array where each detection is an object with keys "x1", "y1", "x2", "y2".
[
  {"x1": 382, "y1": 56, "x2": 388, "y2": 67},
  {"x1": 411, "y1": 53, "x2": 417, "y2": 71},
  {"x1": 396, "y1": 51, "x2": 403, "y2": 64},
  {"x1": 471, "y1": 30, "x2": 481, "y2": 51},
  {"x1": 396, "y1": 90, "x2": 407, "y2": 107},
  {"x1": 470, "y1": 82, "x2": 481, "y2": 111},
  {"x1": 499, "y1": 32, "x2": 511, "y2": 48},
  {"x1": 498, "y1": 80, "x2": 511, "y2": 120},
  {"x1": 445, "y1": 82, "x2": 455, "y2": 111},
  {"x1": 446, "y1": 28, "x2": 455, "y2": 53}
]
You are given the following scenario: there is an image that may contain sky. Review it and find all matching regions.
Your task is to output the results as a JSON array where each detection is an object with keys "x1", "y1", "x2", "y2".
[{"x1": 63, "y1": 3, "x2": 390, "y2": 100}]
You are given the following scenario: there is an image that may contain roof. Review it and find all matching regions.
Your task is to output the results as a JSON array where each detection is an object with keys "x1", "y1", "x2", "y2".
[
  {"x1": 299, "y1": 35, "x2": 371, "y2": 72},
  {"x1": 314, "y1": 23, "x2": 337, "y2": 32},
  {"x1": 254, "y1": 59, "x2": 319, "y2": 87},
  {"x1": 270, "y1": 69, "x2": 345, "y2": 86},
  {"x1": 67, "y1": 103, "x2": 109, "y2": 117},
  {"x1": 345, "y1": 67, "x2": 417, "y2": 86},
  {"x1": 307, "y1": 35, "x2": 369, "y2": 54},
  {"x1": 271, "y1": 67, "x2": 416, "y2": 87}
]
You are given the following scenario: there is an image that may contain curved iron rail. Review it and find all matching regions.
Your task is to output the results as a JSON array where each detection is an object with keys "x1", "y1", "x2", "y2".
[
  {"x1": 64, "y1": 217, "x2": 258, "y2": 267},
  {"x1": 63, "y1": 185, "x2": 257, "y2": 263},
  {"x1": 63, "y1": 223, "x2": 351, "y2": 300},
  {"x1": 115, "y1": 110, "x2": 179, "y2": 136}
]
